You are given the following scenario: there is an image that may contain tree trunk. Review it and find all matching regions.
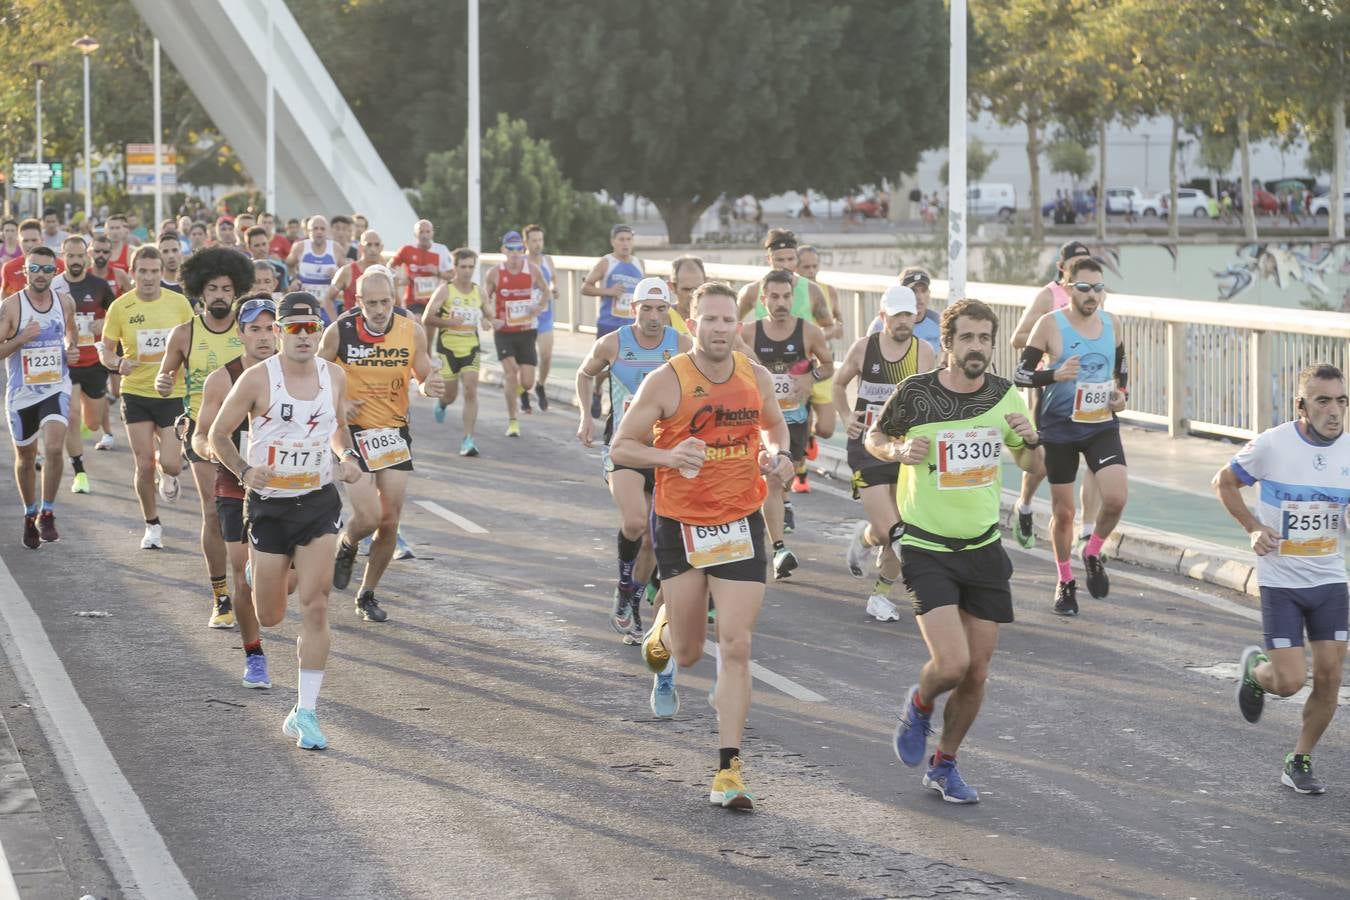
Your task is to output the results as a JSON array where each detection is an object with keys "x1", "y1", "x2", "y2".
[
  {"x1": 1332, "y1": 47, "x2": 1346, "y2": 241},
  {"x1": 1095, "y1": 119, "x2": 1107, "y2": 241},
  {"x1": 1168, "y1": 116, "x2": 1180, "y2": 241},
  {"x1": 1026, "y1": 114, "x2": 1043, "y2": 243},
  {"x1": 653, "y1": 195, "x2": 715, "y2": 246},
  {"x1": 1238, "y1": 108, "x2": 1257, "y2": 241}
]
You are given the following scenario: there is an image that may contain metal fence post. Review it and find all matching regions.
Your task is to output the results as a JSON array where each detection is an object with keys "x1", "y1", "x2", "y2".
[
  {"x1": 1166, "y1": 321, "x2": 1187, "y2": 437},
  {"x1": 1250, "y1": 330, "x2": 1273, "y2": 433}
]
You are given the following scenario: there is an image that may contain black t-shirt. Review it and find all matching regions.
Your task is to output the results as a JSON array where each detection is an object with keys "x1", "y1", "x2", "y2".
[{"x1": 58, "y1": 272, "x2": 116, "y2": 311}]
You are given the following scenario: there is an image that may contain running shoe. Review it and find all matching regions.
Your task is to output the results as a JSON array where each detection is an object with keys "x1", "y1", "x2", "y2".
[
  {"x1": 1236, "y1": 645, "x2": 1268, "y2": 724},
  {"x1": 805, "y1": 436, "x2": 819, "y2": 460},
  {"x1": 37, "y1": 510, "x2": 58, "y2": 543},
  {"x1": 610, "y1": 586, "x2": 633, "y2": 633},
  {"x1": 393, "y1": 532, "x2": 415, "y2": 560},
  {"x1": 1082, "y1": 548, "x2": 1110, "y2": 598},
  {"x1": 332, "y1": 539, "x2": 358, "y2": 589},
  {"x1": 355, "y1": 590, "x2": 388, "y2": 622},
  {"x1": 434, "y1": 401, "x2": 447, "y2": 424},
  {"x1": 158, "y1": 472, "x2": 180, "y2": 502},
  {"x1": 1282, "y1": 753, "x2": 1325, "y2": 794},
  {"x1": 140, "y1": 523, "x2": 164, "y2": 550},
  {"x1": 81, "y1": 424, "x2": 93, "y2": 440},
  {"x1": 21, "y1": 515, "x2": 40, "y2": 550},
  {"x1": 242, "y1": 654, "x2": 271, "y2": 689},
  {"x1": 519, "y1": 387, "x2": 532, "y2": 414},
  {"x1": 71, "y1": 472, "x2": 91, "y2": 494},
  {"x1": 1015, "y1": 509, "x2": 1035, "y2": 549},
  {"x1": 783, "y1": 502, "x2": 796, "y2": 535},
  {"x1": 893, "y1": 684, "x2": 933, "y2": 767},
  {"x1": 923, "y1": 756, "x2": 980, "y2": 803},
  {"x1": 773, "y1": 545, "x2": 799, "y2": 580},
  {"x1": 358, "y1": 536, "x2": 372, "y2": 557},
  {"x1": 1053, "y1": 579, "x2": 1079, "y2": 616},
  {"x1": 535, "y1": 384, "x2": 549, "y2": 411},
  {"x1": 34, "y1": 453, "x2": 43, "y2": 471},
  {"x1": 95, "y1": 433, "x2": 114, "y2": 451},
  {"x1": 846, "y1": 520, "x2": 872, "y2": 577},
  {"x1": 208, "y1": 595, "x2": 235, "y2": 629},
  {"x1": 641, "y1": 602, "x2": 670, "y2": 673},
  {"x1": 790, "y1": 472, "x2": 811, "y2": 493},
  {"x1": 650, "y1": 667, "x2": 679, "y2": 718},
  {"x1": 866, "y1": 593, "x2": 901, "y2": 622},
  {"x1": 624, "y1": 600, "x2": 645, "y2": 646},
  {"x1": 505, "y1": 419, "x2": 521, "y2": 437},
  {"x1": 590, "y1": 392, "x2": 602, "y2": 420},
  {"x1": 459, "y1": 436, "x2": 479, "y2": 457},
  {"x1": 709, "y1": 756, "x2": 755, "y2": 810},
  {"x1": 282, "y1": 706, "x2": 327, "y2": 750}
]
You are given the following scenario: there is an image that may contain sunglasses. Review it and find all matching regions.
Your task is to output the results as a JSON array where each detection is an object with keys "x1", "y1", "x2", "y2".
[
  {"x1": 26, "y1": 263, "x2": 57, "y2": 274},
  {"x1": 278, "y1": 320, "x2": 322, "y2": 335},
  {"x1": 1072, "y1": 281, "x2": 1106, "y2": 293}
]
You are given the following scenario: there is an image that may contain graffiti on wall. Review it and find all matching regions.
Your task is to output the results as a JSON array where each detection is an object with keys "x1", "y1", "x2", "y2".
[{"x1": 1214, "y1": 242, "x2": 1350, "y2": 308}]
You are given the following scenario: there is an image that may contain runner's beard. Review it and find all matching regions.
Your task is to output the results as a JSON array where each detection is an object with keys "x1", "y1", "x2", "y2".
[
  {"x1": 959, "y1": 353, "x2": 987, "y2": 378},
  {"x1": 207, "y1": 301, "x2": 233, "y2": 321},
  {"x1": 67, "y1": 262, "x2": 85, "y2": 279}
]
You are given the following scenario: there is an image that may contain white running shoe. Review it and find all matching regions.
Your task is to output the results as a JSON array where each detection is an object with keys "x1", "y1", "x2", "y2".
[
  {"x1": 140, "y1": 523, "x2": 164, "y2": 549},
  {"x1": 846, "y1": 520, "x2": 872, "y2": 577},
  {"x1": 159, "y1": 472, "x2": 180, "y2": 502},
  {"x1": 95, "y1": 433, "x2": 114, "y2": 451},
  {"x1": 866, "y1": 593, "x2": 901, "y2": 622}
]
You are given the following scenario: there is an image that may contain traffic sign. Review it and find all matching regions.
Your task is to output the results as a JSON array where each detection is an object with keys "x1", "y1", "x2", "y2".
[
  {"x1": 124, "y1": 143, "x2": 178, "y2": 195},
  {"x1": 11, "y1": 161, "x2": 65, "y2": 190}
]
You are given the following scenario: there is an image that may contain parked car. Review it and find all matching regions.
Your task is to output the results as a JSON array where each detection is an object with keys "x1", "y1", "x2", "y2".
[
  {"x1": 1159, "y1": 187, "x2": 1214, "y2": 219},
  {"x1": 1105, "y1": 186, "x2": 1162, "y2": 216},
  {"x1": 1311, "y1": 190, "x2": 1350, "y2": 217},
  {"x1": 967, "y1": 182, "x2": 1016, "y2": 222}
]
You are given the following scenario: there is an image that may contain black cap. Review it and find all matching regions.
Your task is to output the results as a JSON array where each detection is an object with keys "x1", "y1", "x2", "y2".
[
  {"x1": 1058, "y1": 240, "x2": 1092, "y2": 262},
  {"x1": 900, "y1": 270, "x2": 931, "y2": 288},
  {"x1": 278, "y1": 291, "x2": 321, "y2": 320}
]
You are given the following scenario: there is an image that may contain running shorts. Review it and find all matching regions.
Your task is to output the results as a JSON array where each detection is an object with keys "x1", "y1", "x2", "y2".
[
  {"x1": 652, "y1": 511, "x2": 768, "y2": 584},
  {"x1": 244, "y1": 483, "x2": 342, "y2": 557},
  {"x1": 7, "y1": 393, "x2": 69, "y2": 447},
  {"x1": 68, "y1": 362, "x2": 109, "y2": 400},
  {"x1": 217, "y1": 496, "x2": 245, "y2": 543},
  {"x1": 121, "y1": 393, "x2": 184, "y2": 429},
  {"x1": 900, "y1": 541, "x2": 1015, "y2": 624},
  {"x1": 494, "y1": 329, "x2": 538, "y2": 366},
  {"x1": 1042, "y1": 428, "x2": 1126, "y2": 485},
  {"x1": 1259, "y1": 583, "x2": 1349, "y2": 649}
]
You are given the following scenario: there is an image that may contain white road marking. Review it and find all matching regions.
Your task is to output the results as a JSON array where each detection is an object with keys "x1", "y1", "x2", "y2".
[
  {"x1": 801, "y1": 479, "x2": 854, "y2": 501},
  {"x1": 0, "y1": 558, "x2": 194, "y2": 898},
  {"x1": 704, "y1": 640, "x2": 826, "y2": 703},
  {"x1": 414, "y1": 499, "x2": 489, "y2": 534},
  {"x1": 0, "y1": 839, "x2": 19, "y2": 900},
  {"x1": 1185, "y1": 662, "x2": 1350, "y2": 706}
]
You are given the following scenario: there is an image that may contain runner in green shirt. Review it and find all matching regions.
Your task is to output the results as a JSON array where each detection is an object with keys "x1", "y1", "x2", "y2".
[{"x1": 864, "y1": 298, "x2": 1043, "y2": 804}]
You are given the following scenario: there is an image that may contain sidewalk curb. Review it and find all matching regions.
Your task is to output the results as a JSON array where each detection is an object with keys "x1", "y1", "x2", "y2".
[
  {"x1": 477, "y1": 362, "x2": 1260, "y2": 599},
  {"x1": 0, "y1": 712, "x2": 77, "y2": 899}
]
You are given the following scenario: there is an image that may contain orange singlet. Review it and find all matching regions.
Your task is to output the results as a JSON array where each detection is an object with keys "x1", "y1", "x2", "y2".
[{"x1": 653, "y1": 352, "x2": 766, "y2": 526}]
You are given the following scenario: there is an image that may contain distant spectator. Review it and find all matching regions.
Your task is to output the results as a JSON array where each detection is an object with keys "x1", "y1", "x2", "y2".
[{"x1": 40, "y1": 207, "x2": 68, "y2": 250}]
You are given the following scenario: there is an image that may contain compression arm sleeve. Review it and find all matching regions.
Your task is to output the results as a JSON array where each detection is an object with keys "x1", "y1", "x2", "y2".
[
  {"x1": 1115, "y1": 344, "x2": 1129, "y2": 391},
  {"x1": 1014, "y1": 347, "x2": 1056, "y2": 388}
]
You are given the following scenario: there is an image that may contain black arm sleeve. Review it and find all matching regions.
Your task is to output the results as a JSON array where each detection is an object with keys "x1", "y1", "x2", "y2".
[
  {"x1": 1115, "y1": 343, "x2": 1128, "y2": 391},
  {"x1": 1014, "y1": 346, "x2": 1056, "y2": 388}
]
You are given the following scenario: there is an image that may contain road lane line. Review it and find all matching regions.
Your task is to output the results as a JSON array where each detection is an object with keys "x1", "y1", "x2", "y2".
[
  {"x1": 415, "y1": 499, "x2": 489, "y2": 534},
  {"x1": 0, "y1": 839, "x2": 19, "y2": 900},
  {"x1": 704, "y1": 640, "x2": 826, "y2": 703},
  {"x1": 0, "y1": 559, "x2": 194, "y2": 898}
]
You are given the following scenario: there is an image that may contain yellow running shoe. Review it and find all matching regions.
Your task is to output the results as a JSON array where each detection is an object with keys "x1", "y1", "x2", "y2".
[
  {"x1": 641, "y1": 601, "x2": 670, "y2": 673},
  {"x1": 506, "y1": 419, "x2": 521, "y2": 437},
  {"x1": 709, "y1": 757, "x2": 755, "y2": 810},
  {"x1": 208, "y1": 595, "x2": 236, "y2": 629}
]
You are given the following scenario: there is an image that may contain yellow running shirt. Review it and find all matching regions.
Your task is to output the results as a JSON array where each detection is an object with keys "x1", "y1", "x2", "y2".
[{"x1": 102, "y1": 289, "x2": 195, "y2": 398}]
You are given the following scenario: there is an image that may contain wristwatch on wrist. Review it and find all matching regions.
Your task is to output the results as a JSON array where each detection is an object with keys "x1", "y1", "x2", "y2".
[
  {"x1": 239, "y1": 464, "x2": 253, "y2": 480},
  {"x1": 342, "y1": 448, "x2": 360, "y2": 461}
]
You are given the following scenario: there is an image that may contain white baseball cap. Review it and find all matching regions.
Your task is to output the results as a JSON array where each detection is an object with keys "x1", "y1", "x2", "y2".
[
  {"x1": 632, "y1": 276, "x2": 671, "y2": 305},
  {"x1": 880, "y1": 284, "x2": 917, "y2": 316}
]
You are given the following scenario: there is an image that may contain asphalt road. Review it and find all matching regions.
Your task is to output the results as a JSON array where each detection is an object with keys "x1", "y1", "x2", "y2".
[{"x1": 0, "y1": 387, "x2": 1346, "y2": 899}]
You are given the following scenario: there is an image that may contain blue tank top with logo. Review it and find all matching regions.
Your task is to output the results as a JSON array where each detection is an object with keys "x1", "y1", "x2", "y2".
[
  {"x1": 609, "y1": 325, "x2": 681, "y2": 436},
  {"x1": 1037, "y1": 310, "x2": 1118, "y2": 442},
  {"x1": 598, "y1": 254, "x2": 642, "y2": 331}
]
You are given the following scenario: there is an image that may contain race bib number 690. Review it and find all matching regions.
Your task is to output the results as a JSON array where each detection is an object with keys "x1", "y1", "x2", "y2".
[{"x1": 681, "y1": 517, "x2": 755, "y2": 568}]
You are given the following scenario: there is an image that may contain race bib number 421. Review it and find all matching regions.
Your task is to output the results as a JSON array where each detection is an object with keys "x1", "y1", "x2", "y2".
[
  {"x1": 935, "y1": 426, "x2": 1003, "y2": 490},
  {"x1": 136, "y1": 328, "x2": 171, "y2": 363},
  {"x1": 1278, "y1": 500, "x2": 1343, "y2": 557},
  {"x1": 681, "y1": 517, "x2": 755, "y2": 568}
]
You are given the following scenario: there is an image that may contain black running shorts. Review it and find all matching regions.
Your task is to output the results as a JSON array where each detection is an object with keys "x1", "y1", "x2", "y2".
[
  {"x1": 244, "y1": 483, "x2": 342, "y2": 557},
  {"x1": 900, "y1": 540, "x2": 1015, "y2": 624},
  {"x1": 652, "y1": 511, "x2": 768, "y2": 584}
]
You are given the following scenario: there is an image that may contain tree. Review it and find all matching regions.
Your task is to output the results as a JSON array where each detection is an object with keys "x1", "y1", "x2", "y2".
[
  {"x1": 1197, "y1": 127, "x2": 1237, "y2": 178},
  {"x1": 416, "y1": 114, "x2": 617, "y2": 252},
  {"x1": 938, "y1": 139, "x2": 998, "y2": 186},
  {"x1": 1047, "y1": 138, "x2": 1093, "y2": 183}
]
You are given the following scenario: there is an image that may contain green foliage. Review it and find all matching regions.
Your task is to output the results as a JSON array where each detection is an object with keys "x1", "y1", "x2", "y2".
[
  {"x1": 1304, "y1": 131, "x2": 1335, "y2": 176},
  {"x1": 414, "y1": 114, "x2": 617, "y2": 252},
  {"x1": 939, "y1": 139, "x2": 998, "y2": 186},
  {"x1": 1047, "y1": 139, "x2": 1093, "y2": 182},
  {"x1": 1197, "y1": 128, "x2": 1238, "y2": 175}
]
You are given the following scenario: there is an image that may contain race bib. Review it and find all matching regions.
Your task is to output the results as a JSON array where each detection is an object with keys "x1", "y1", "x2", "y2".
[
  {"x1": 75, "y1": 312, "x2": 97, "y2": 347},
  {"x1": 612, "y1": 291, "x2": 634, "y2": 318},
  {"x1": 263, "y1": 437, "x2": 327, "y2": 491},
  {"x1": 856, "y1": 380, "x2": 895, "y2": 404},
  {"x1": 21, "y1": 346, "x2": 63, "y2": 385},
  {"x1": 505, "y1": 299, "x2": 534, "y2": 327},
  {"x1": 771, "y1": 373, "x2": 799, "y2": 410},
  {"x1": 1072, "y1": 380, "x2": 1114, "y2": 424},
  {"x1": 935, "y1": 426, "x2": 1003, "y2": 490},
  {"x1": 450, "y1": 305, "x2": 481, "y2": 328},
  {"x1": 862, "y1": 403, "x2": 885, "y2": 430},
  {"x1": 1278, "y1": 500, "x2": 1343, "y2": 557},
  {"x1": 414, "y1": 276, "x2": 438, "y2": 299},
  {"x1": 136, "y1": 327, "x2": 171, "y2": 363},
  {"x1": 355, "y1": 427, "x2": 411, "y2": 471},
  {"x1": 681, "y1": 517, "x2": 755, "y2": 568}
]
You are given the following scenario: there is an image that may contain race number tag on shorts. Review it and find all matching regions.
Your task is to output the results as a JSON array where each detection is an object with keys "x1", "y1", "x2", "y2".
[
  {"x1": 20, "y1": 346, "x2": 62, "y2": 385},
  {"x1": 264, "y1": 437, "x2": 327, "y2": 491},
  {"x1": 75, "y1": 312, "x2": 96, "y2": 346},
  {"x1": 414, "y1": 276, "x2": 438, "y2": 299},
  {"x1": 136, "y1": 328, "x2": 171, "y2": 363},
  {"x1": 935, "y1": 426, "x2": 1003, "y2": 490},
  {"x1": 505, "y1": 300, "x2": 533, "y2": 327},
  {"x1": 681, "y1": 517, "x2": 755, "y2": 568},
  {"x1": 1278, "y1": 500, "x2": 1343, "y2": 557},
  {"x1": 1072, "y1": 381, "x2": 1114, "y2": 423},
  {"x1": 355, "y1": 427, "x2": 411, "y2": 470},
  {"x1": 771, "y1": 373, "x2": 797, "y2": 409}
]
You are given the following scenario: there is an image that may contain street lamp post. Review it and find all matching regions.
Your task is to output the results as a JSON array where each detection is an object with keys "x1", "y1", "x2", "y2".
[
  {"x1": 32, "y1": 60, "x2": 48, "y2": 216},
  {"x1": 73, "y1": 36, "x2": 100, "y2": 223}
]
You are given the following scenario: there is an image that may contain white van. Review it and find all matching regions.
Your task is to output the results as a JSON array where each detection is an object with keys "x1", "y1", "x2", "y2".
[{"x1": 967, "y1": 182, "x2": 1016, "y2": 221}]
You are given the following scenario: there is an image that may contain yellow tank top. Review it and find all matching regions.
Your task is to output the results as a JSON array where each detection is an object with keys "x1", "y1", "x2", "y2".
[
  {"x1": 437, "y1": 283, "x2": 485, "y2": 350},
  {"x1": 668, "y1": 308, "x2": 690, "y2": 335},
  {"x1": 185, "y1": 316, "x2": 243, "y2": 418}
]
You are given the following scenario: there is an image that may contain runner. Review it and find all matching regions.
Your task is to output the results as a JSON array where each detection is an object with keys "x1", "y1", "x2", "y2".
[
  {"x1": 155, "y1": 248, "x2": 253, "y2": 627},
  {"x1": 1217, "y1": 363, "x2": 1349, "y2": 795},
  {"x1": 867, "y1": 298, "x2": 1043, "y2": 804},
  {"x1": 666, "y1": 255, "x2": 704, "y2": 334},
  {"x1": 580, "y1": 225, "x2": 645, "y2": 419},
  {"x1": 331, "y1": 215, "x2": 358, "y2": 261},
  {"x1": 390, "y1": 219, "x2": 451, "y2": 317},
  {"x1": 185, "y1": 221, "x2": 209, "y2": 258},
  {"x1": 484, "y1": 231, "x2": 549, "y2": 437},
  {"x1": 98, "y1": 246, "x2": 196, "y2": 549},
  {"x1": 796, "y1": 244, "x2": 845, "y2": 477},
  {"x1": 524, "y1": 224, "x2": 557, "y2": 411},
  {"x1": 323, "y1": 268, "x2": 443, "y2": 622},
  {"x1": 0, "y1": 219, "x2": 21, "y2": 265},
  {"x1": 286, "y1": 216, "x2": 343, "y2": 321},
  {"x1": 104, "y1": 214, "x2": 133, "y2": 274},
  {"x1": 743, "y1": 269, "x2": 834, "y2": 578},
  {"x1": 1009, "y1": 240, "x2": 1098, "y2": 550},
  {"x1": 251, "y1": 260, "x2": 281, "y2": 299},
  {"x1": 612, "y1": 281, "x2": 794, "y2": 810},
  {"x1": 40, "y1": 208, "x2": 67, "y2": 250},
  {"x1": 422, "y1": 247, "x2": 487, "y2": 457},
  {"x1": 50, "y1": 235, "x2": 117, "y2": 488},
  {"x1": 0, "y1": 245, "x2": 78, "y2": 548},
  {"x1": 575, "y1": 277, "x2": 691, "y2": 646},
  {"x1": 207, "y1": 292, "x2": 363, "y2": 749},
  {"x1": 324, "y1": 229, "x2": 383, "y2": 321},
  {"x1": 247, "y1": 226, "x2": 289, "y2": 292},
  {"x1": 1014, "y1": 256, "x2": 1128, "y2": 616},
  {"x1": 192, "y1": 295, "x2": 280, "y2": 687},
  {"x1": 213, "y1": 216, "x2": 242, "y2": 252},
  {"x1": 89, "y1": 234, "x2": 132, "y2": 294},
  {"x1": 834, "y1": 285, "x2": 934, "y2": 621},
  {"x1": 2, "y1": 220, "x2": 59, "y2": 297},
  {"x1": 260, "y1": 212, "x2": 290, "y2": 260},
  {"x1": 158, "y1": 231, "x2": 186, "y2": 296}
]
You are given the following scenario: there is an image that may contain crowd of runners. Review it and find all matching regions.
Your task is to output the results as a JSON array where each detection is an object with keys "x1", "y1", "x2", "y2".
[{"x1": 1, "y1": 208, "x2": 1343, "y2": 810}]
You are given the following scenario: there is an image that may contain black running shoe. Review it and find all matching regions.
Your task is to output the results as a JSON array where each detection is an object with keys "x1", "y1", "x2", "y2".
[
  {"x1": 1015, "y1": 510, "x2": 1035, "y2": 549},
  {"x1": 21, "y1": 515, "x2": 40, "y2": 550},
  {"x1": 520, "y1": 388, "x2": 532, "y2": 414},
  {"x1": 1236, "y1": 645, "x2": 1268, "y2": 724},
  {"x1": 1053, "y1": 579, "x2": 1079, "y2": 616},
  {"x1": 333, "y1": 539, "x2": 358, "y2": 590},
  {"x1": 536, "y1": 384, "x2": 549, "y2": 411},
  {"x1": 356, "y1": 590, "x2": 388, "y2": 622},
  {"x1": 1082, "y1": 549, "x2": 1110, "y2": 598},
  {"x1": 1282, "y1": 753, "x2": 1325, "y2": 794}
]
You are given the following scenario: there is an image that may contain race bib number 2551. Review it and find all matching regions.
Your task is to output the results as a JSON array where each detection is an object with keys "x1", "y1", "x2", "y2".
[{"x1": 1279, "y1": 500, "x2": 1343, "y2": 557}]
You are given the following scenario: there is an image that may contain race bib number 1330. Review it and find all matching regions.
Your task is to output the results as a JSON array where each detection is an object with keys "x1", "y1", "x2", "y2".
[{"x1": 935, "y1": 426, "x2": 1003, "y2": 490}]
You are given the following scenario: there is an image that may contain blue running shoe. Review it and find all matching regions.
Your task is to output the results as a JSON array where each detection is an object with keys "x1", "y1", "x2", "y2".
[
  {"x1": 923, "y1": 757, "x2": 979, "y2": 803},
  {"x1": 358, "y1": 536, "x2": 372, "y2": 557},
  {"x1": 460, "y1": 436, "x2": 479, "y2": 457},
  {"x1": 650, "y1": 666, "x2": 679, "y2": 718},
  {"x1": 282, "y1": 706, "x2": 327, "y2": 750},
  {"x1": 434, "y1": 401, "x2": 447, "y2": 424},
  {"x1": 242, "y1": 654, "x2": 271, "y2": 689},
  {"x1": 393, "y1": 532, "x2": 415, "y2": 560},
  {"x1": 893, "y1": 684, "x2": 933, "y2": 767}
]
